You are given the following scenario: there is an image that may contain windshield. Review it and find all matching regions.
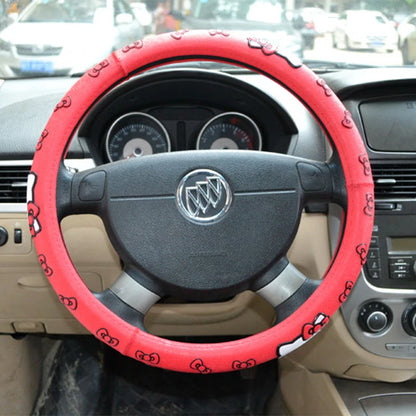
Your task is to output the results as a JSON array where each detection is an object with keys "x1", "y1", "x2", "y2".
[
  {"x1": 193, "y1": 0, "x2": 283, "y2": 22},
  {"x1": 0, "y1": 0, "x2": 413, "y2": 79},
  {"x1": 19, "y1": 0, "x2": 108, "y2": 23}
]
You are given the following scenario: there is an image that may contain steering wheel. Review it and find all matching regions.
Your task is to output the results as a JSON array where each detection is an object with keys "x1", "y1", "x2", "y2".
[{"x1": 28, "y1": 31, "x2": 373, "y2": 373}]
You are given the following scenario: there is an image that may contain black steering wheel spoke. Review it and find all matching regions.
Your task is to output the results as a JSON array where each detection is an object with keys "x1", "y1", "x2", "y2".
[
  {"x1": 326, "y1": 152, "x2": 348, "y2": 208},
  {"x1": 94, "y1": 270, "x2": 161, "y2": 332},
  {"x1": 255, "y1": 259, "x2": 321, "y2": 324}
]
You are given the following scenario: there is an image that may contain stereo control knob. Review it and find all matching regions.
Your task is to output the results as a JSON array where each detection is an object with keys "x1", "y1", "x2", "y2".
[
  {"x1": 402, "y1": 303, "x2": 416, "y2": 337},
  {"x1": 0, "y1": 226, "x2": 8, "y2": 247},
  {"x1": 358, "y1": 302, "x2": 392, "y2": 334},
  {"x1": 366, "y1": 311, "x2": 388, "y2": 333},
  {"x1": 410, "y1": 311, "x2": 416, "y2": 332}
]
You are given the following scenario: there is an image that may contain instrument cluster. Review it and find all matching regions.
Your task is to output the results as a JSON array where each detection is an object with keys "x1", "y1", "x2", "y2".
[{"x1": 105, "y1": 111, "x2": 262, "y2": 162}]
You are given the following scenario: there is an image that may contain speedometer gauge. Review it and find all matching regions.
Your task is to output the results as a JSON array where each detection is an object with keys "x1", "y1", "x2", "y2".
[
  {"x1": 197, "y1": 112, "x2": 262, "y2": 151},
  {"x1": 106, "y1": 112, "x2": 170, "y2": 162}
]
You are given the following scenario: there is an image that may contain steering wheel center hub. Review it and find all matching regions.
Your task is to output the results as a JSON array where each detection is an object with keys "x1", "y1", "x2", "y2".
[{"x1": 98, "y1": 151, "x2": 303, "y2": 299}]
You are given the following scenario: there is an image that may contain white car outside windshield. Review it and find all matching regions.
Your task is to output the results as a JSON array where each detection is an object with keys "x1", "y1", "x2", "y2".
[{"x1": 0, "y1": 0, "x2": 143, "y2": 77}]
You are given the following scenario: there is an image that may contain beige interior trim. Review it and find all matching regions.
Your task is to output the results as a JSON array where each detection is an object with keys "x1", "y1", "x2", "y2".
[
  {"x1": 145, "y1": 291, "x2": 275, "y2": 336},
  {"x1": 287, "y1": 213, "x2": 331, "y2": 279},
  {"x1": 279, "y1": 358, "x2": 350, "y2": 416}
]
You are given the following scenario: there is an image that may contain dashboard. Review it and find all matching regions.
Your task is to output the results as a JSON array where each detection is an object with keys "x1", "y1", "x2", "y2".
[{"x1": 2, "y1": 65, "x2": 416, "y2": 383}]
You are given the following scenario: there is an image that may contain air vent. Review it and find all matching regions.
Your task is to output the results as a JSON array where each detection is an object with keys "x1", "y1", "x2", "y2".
[
  {"x1": 0, "y1": 165, "x2": 31, "y2": 203},
  {"x1": 372, "y1": 163, "x2": 416, "y2": 199}
]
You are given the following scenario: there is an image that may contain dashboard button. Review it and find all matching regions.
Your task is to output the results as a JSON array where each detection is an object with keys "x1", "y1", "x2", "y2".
[
  {"x1": 367, "y1": 259, "x2": 380, "y2": 270},
  {"x1": 391, "y1": 271, "x2": 410, "y2": 279},
  {"x1": 368, "y1": 269, "x2": 381, "y2": 279},
  {"x1": 370, "y1": 236, "x2": 379, "y2": 246},
  {"x1": 385, "y1": 344, "x2": 409, "y2": 352},
  {"x1": 78, "y1": 171, "x2": 106, "y2": 201},
  {"x1": 368, "y1": 248, "x2": 380, "y2": 260},
  {"x1": 14, "y1": 229, "x2": 22, "y2": 244},
  {"x1": 390, "y1": 257, "x2": 412, "y2": 264},
  {"x1": 391, "y1": 264, "x2": 409, "y2": 272},
  {"x1": 375, "y1": 202, "x2": 396, "y2": 210}
]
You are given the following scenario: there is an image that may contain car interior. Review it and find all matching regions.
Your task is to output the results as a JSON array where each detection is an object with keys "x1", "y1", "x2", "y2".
[{"x1": 2, "y1": 3, "x2": 416, "y2": 416}]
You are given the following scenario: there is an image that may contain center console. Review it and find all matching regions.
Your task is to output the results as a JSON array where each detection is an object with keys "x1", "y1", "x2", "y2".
[{"x1": 340, "y1": 91, "x2": 416, "y2": 359}]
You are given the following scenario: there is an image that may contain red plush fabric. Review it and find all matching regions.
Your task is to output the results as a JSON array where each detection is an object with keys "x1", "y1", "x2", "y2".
[{"x1": 28, "y1": 31, "x2": 374, "y2": 373}]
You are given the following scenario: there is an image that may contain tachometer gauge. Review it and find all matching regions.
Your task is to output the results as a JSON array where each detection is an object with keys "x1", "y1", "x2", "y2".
[
  {"x1": 197, "y1": 112, "x2": 262, "y2": 151},
  {"x1": 106, "y1": 112, "x2": 170, "y2": 162}
]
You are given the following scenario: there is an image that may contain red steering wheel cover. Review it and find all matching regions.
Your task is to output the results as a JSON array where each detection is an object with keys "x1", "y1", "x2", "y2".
[{"x1": 28, "y1": 31, "x2": 374, "y2": 373}]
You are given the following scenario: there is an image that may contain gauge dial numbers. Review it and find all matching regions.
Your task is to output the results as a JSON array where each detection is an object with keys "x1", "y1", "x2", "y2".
[
  {"x1": 196, "y1": 113, "x2": 262, "y2": 151},
  {"x1": 106, "y1": 112, "x2": 171, "y2": 162}
]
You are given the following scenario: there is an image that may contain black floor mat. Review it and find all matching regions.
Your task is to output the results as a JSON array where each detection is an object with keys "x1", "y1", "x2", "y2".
[{"x1": 33, "y1": 337, "x2": 278, "y2": 416}]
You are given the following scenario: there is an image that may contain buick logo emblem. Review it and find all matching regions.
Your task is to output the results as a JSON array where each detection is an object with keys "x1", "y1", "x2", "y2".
[{"x1": 176, "y1": 169, "x2": 232, "y2": 224}]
